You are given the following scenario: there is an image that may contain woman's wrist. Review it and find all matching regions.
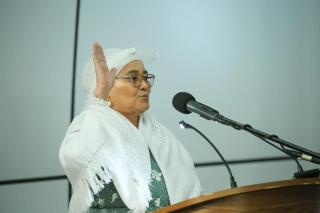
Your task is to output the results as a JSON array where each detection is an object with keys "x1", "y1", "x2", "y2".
[{"x1": 90, "y1": 93, "x2": 111, "y2": 107}]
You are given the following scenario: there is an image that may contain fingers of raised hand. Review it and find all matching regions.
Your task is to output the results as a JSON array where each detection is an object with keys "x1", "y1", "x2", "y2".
[{"x1": 93, "y1": 42, "x2": 109, "y2": 73}]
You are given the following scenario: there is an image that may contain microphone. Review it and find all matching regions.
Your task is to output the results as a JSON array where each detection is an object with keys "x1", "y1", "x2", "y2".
[
  {"x1": 179, "y1": 120, "x2": 237, "y2": 188},
  {"x1": 172, "y1": 92, "x2": 220, "y2": 121},
  {"x1": 172, "y1": 92, "x2": 231, "y2": 127}
]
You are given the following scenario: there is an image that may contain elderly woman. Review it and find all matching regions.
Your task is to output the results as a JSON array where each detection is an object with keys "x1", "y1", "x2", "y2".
[{"x1": 59, "y1": 43, "x2": 201, "y2": 213}]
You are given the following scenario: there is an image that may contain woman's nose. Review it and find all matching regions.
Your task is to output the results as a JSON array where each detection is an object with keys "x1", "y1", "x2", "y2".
[{"x1": 139, "y1": 78, "x2": 150, "y2": 90}]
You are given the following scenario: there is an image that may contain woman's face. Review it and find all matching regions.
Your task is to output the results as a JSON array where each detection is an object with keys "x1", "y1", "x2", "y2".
[{"x1": 108, "y1": 60, "x2": 151, "y2": 116}]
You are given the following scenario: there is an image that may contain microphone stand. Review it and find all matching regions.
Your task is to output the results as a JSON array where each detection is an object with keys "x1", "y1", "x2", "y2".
[
  {"x1": 213, "y1": 114, "x2": 320, "y2": 178},
  {"x1": 179, "y1": 120, "x2": 238, "y2": 188},
  {"x1": 247, "y1": 131, "x2": 304, "y2": 175}
]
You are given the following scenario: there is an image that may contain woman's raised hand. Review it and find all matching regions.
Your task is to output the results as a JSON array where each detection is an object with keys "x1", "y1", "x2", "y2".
[{"x1": 93, "y1": 42, "x2": 117, "y2": 100}]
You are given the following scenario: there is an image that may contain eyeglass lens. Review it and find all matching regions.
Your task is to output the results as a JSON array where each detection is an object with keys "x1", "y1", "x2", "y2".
[{"x1": 129, "y1": 74, "x2": 154, "y2": 87}]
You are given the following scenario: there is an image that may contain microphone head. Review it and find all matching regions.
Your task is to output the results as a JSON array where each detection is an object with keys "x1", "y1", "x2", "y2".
[
  {"x1": 172, "y1": 92, "x2": 196, "y2": 114},
  {"x1": 179, "y1": 120, "x2": 191, "y2": 129}
]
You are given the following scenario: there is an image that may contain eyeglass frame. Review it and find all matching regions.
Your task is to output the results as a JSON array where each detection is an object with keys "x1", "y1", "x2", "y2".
[{"x1": 115, "y1": 72, "x2": 155, "y2": 87}]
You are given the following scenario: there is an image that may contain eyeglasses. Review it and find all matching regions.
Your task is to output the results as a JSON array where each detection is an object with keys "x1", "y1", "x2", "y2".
[{"x1": 116, "y1": 73, "x2": 155, "y2": 87}]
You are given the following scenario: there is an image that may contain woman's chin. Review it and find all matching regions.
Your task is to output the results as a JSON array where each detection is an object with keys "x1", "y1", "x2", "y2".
[{"x1": 138, "y1": 102, "x2": 149, "y2": 113}]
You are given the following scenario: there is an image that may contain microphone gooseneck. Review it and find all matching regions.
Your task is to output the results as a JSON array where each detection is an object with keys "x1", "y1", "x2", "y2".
[{"x1": 179, "y1": 120, "x2": 237, "y2": 188}]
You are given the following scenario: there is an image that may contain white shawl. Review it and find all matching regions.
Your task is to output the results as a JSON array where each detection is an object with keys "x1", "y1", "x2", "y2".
[{"x1": 59, "y1": 98, "x2": 202, "y2": 213}]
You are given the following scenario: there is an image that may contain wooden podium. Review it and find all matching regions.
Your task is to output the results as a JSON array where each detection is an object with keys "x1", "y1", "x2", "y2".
[{"x1": 154, "y1": 178, "x2": 320, "y2": 213}]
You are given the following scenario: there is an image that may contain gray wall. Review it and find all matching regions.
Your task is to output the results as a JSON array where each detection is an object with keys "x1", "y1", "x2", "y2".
[
  {"x1": 0, "y1": 0, "x2": 75, "y2": 212},
  {"x1": 1, "y1": 0, "x2": 319, "y2": 212}
]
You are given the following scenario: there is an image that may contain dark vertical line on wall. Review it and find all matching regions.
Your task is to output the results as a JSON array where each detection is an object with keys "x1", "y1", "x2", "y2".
[
  {"x1": 69, "y1": 0, "x2": 81, "y2": 203},
  {"x1": 71, "y1": 1, "x2": 81, "y2": 120}
]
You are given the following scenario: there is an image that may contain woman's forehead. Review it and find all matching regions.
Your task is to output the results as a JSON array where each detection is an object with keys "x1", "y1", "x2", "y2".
[{"x1": 119, "y1": 60, "x2": 145, "y2": 75}]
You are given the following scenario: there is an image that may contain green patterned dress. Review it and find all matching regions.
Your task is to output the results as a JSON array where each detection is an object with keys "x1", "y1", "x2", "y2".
[{"x1": 89, "y1": 150, "x2": 170, "y2": 213}]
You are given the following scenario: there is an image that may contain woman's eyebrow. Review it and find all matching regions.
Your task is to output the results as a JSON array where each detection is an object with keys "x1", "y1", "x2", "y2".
[
  {"x1": 127, "y1": 69, "x2": 148, "y2": 75},
  {"x1": 127, "y1": 70, "x2": 138, "y2": 75}
]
